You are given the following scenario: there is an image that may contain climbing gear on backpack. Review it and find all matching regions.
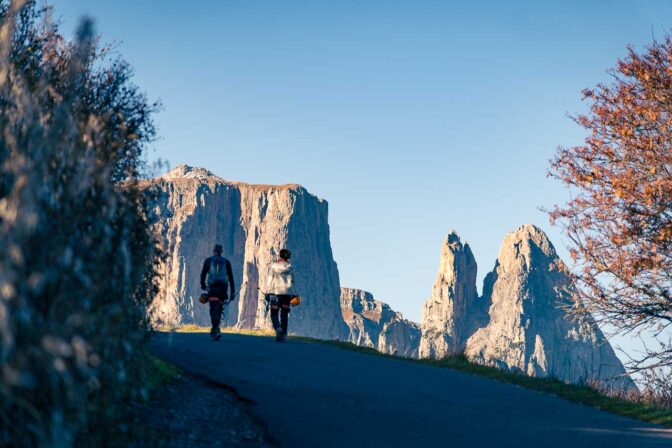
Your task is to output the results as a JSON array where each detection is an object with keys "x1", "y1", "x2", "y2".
[
  {"x1": 199, "y1": 292, "x2": 209, "y2": 304},
  {"x1": 290, "y1": 296, "x2": 301, "y2": 306}
]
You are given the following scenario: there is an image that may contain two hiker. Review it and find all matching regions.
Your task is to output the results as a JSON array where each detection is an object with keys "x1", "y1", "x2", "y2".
[{"x1": 200, "y1": 245, "x2": 297, "y2": 342}]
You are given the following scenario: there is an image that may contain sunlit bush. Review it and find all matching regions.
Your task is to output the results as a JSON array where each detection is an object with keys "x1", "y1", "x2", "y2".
[{"x1": 0, "y1": 1, "x2": 160, "y2": 446}]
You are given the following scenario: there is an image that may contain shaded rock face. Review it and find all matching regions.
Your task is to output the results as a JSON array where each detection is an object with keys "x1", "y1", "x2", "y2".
[
  {"x1": 140, "y1": 164, "x2": 346, "y2": 340},
  {"x1": 463, "y1": 225, "x2": 636, "y2": 391},
  {"x1": 419, "y1": 232, "x2": 489, "y2": 358},
  {"x1": 341, "y1": 288, "x2": 420, "y2": 358}
]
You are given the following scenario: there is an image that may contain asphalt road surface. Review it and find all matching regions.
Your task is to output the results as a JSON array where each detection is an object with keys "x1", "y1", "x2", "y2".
[{"x1": 151, "y1": 332, "x2": 672, "y2": 447}]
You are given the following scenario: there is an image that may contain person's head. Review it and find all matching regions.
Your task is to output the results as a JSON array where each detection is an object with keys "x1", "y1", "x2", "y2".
[
  {"x1": 213, "y1": 244, "x2": 223, "y2": 255},
  {"x1": 279, "y1": 248, "x2": 291, "y2": 260}
]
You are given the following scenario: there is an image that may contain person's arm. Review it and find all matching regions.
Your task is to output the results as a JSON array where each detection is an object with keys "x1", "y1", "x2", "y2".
[
  {"x1": 200, "y1": 258, "x2": 210, "y2": 290},
  {"x1": 226, "y1": 259, "x2": 235, "y2": 298},
  {"x1": 264, "y1": 264, "x2": 273, "y2": 294},
  {"x1": 288, "y1": 267, "x2": 296, "y2": 296}
]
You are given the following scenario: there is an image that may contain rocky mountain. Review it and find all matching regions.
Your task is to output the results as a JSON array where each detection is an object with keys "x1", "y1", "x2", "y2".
[
  {"x1": 341, "y1": 288, "x2": 420, "y2": 358},
  {"x1": 419, "y1": 225, "x2": 634, "y2": 391},
  {"x1": 464, "y1": 225, "x2": 635, "y2": 391},
  {"x1": 142, "y1": 165, "x2": 634, "y2": 390},
  {"x1": 139, "y1": 164, "x2": 346, "y2": 339},
  {"x1": 419, "y1": 232, "x2": 489, "y2": 358}
]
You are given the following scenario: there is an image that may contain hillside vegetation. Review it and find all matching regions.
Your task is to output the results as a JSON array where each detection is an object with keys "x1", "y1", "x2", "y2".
[{"x1": 0, "y1": 2, "x2": 160, "y2": 446}]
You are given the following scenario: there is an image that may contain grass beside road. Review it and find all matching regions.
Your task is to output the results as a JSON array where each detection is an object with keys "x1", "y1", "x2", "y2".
[
  {"x1": 146, "y1": 355, "x2": 182, "y2": 391},
  {"x1": 157, "y1": 324, "x2": 274, "y2": 336},
  {"x1": 159, "y1": 326, "x2": 672, "y2": 427},
  {"x1": 430, "y1": 357, "x2": 672, "y2": 427},
  {"x1": 293, "y1": 337, "x2": 672, "y2": 428}
]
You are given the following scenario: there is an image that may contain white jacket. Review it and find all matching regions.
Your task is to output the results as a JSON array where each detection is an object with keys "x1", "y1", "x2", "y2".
[{"x1": 265, "y1": 260, "x2": 296, "y2": 295}]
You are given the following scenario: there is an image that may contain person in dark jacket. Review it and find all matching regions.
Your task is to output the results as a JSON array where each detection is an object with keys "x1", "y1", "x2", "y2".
[{"x1": 201, "y1": 244, "x2": 235, "y2": 340}]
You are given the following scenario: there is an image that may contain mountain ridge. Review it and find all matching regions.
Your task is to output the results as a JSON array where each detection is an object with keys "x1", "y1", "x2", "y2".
[{"x1": 143, "y1": 165, "x2": 634, "y2": 390}]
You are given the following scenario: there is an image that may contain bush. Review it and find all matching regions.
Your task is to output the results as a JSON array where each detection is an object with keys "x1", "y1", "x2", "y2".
[{"x1": 0, "y1": 1, "x2": 160, "y2": 446}]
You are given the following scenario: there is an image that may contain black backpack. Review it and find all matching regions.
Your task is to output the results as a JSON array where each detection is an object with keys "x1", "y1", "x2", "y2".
[{"x1": 207, "y1": 256, "x2": 228, "y2": 286}]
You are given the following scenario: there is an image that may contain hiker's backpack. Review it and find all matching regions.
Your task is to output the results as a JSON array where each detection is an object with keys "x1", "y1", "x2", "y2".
[{"x1": 207, "y1": 256, "x2": 228, "y2": 286}]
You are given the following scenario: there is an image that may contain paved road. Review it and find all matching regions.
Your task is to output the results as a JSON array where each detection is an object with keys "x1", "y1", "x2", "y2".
[{"x1": 151, "y1": 332, "x2": 672, "y2": 447}]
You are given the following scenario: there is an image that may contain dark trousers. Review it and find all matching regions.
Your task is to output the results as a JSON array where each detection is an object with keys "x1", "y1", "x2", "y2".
[
  {"x1": 209, "y1": 300, "x2": 223, "y2": 331},
  {"x1": 208, "y1": 283, "x2": 228, "y2": 331},
  {"x1": 270, "y1": 294, "x2": 292, "y2": 333}
]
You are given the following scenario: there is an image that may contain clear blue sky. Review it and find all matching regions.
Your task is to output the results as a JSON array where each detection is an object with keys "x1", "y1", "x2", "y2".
[{"x1": 52, "y1": 1, "x2": 671, "y2": 334}]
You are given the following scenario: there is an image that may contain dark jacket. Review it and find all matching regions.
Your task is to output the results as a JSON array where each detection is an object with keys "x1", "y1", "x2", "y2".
[{"x1": 201, "y1": 255, "x2": 235, "y2": 295}]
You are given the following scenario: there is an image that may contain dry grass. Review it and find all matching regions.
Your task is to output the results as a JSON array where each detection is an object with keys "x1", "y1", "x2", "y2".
[{"x1": 157, "y1": 325, "x2": 274, "y2": 337}]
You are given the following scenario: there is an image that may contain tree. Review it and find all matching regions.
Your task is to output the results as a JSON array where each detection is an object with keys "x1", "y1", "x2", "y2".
[
  {"x1": 549, "y1": 34, "x2": 672, "y2": 376},
  {"x1": 0, "y1": 1, "x2": 160, "y2": 446}
]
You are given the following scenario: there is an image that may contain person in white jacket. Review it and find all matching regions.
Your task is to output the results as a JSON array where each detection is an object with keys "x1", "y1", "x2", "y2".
[{"x1": 265, "y1": 248, "x2": 296, "y2": 342}]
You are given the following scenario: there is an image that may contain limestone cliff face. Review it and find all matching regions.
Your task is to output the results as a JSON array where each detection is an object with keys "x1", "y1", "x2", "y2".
[
  {"x1": 139, "y1": 164, "x2": 346, "y2": 340},
  {"x1": 341, "y1": 288, "x2": 420, "y2": 358},
  {"x1": 141, "y1": 166, "x2": 633, "y2": 389},
  {"x1": 464, "y1": 225, "x2": 635, "y2": 391},
  {"x1": 419, "y1": 232, "x2": 488, "y2": 358}
]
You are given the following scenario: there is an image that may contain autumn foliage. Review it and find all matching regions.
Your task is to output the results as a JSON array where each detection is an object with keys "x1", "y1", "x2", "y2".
[{"x1": 550, "y1": 35, "x2": 672, "y2": 371}]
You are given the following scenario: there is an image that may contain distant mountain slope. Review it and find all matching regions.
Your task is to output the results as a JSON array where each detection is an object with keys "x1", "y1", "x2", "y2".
[
  {"x1": 341, "y1": 287, "x2": 420, "y2": 357},
  {"x1": 141, "y1": 165, "x2": 635, "y2": 390},
  {"x1": 421, "y1": 225, "x2": 635, "y2": 391},
  {"x1": 139, "y1": 164, "x2": 346, "y2": 339}
]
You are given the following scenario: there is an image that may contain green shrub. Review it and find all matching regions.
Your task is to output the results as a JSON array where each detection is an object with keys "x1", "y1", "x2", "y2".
[{"x1": 0, "y1": 1, "x2": 160, "y2": 446}]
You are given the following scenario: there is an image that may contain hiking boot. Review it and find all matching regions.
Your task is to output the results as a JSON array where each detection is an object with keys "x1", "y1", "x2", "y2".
[
  {"x1": 211, "y1": 327, "x2": 221, "y2": 340},
  {"x1": 275, "y1": 327, "x2": 283, "y2": 342}
]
